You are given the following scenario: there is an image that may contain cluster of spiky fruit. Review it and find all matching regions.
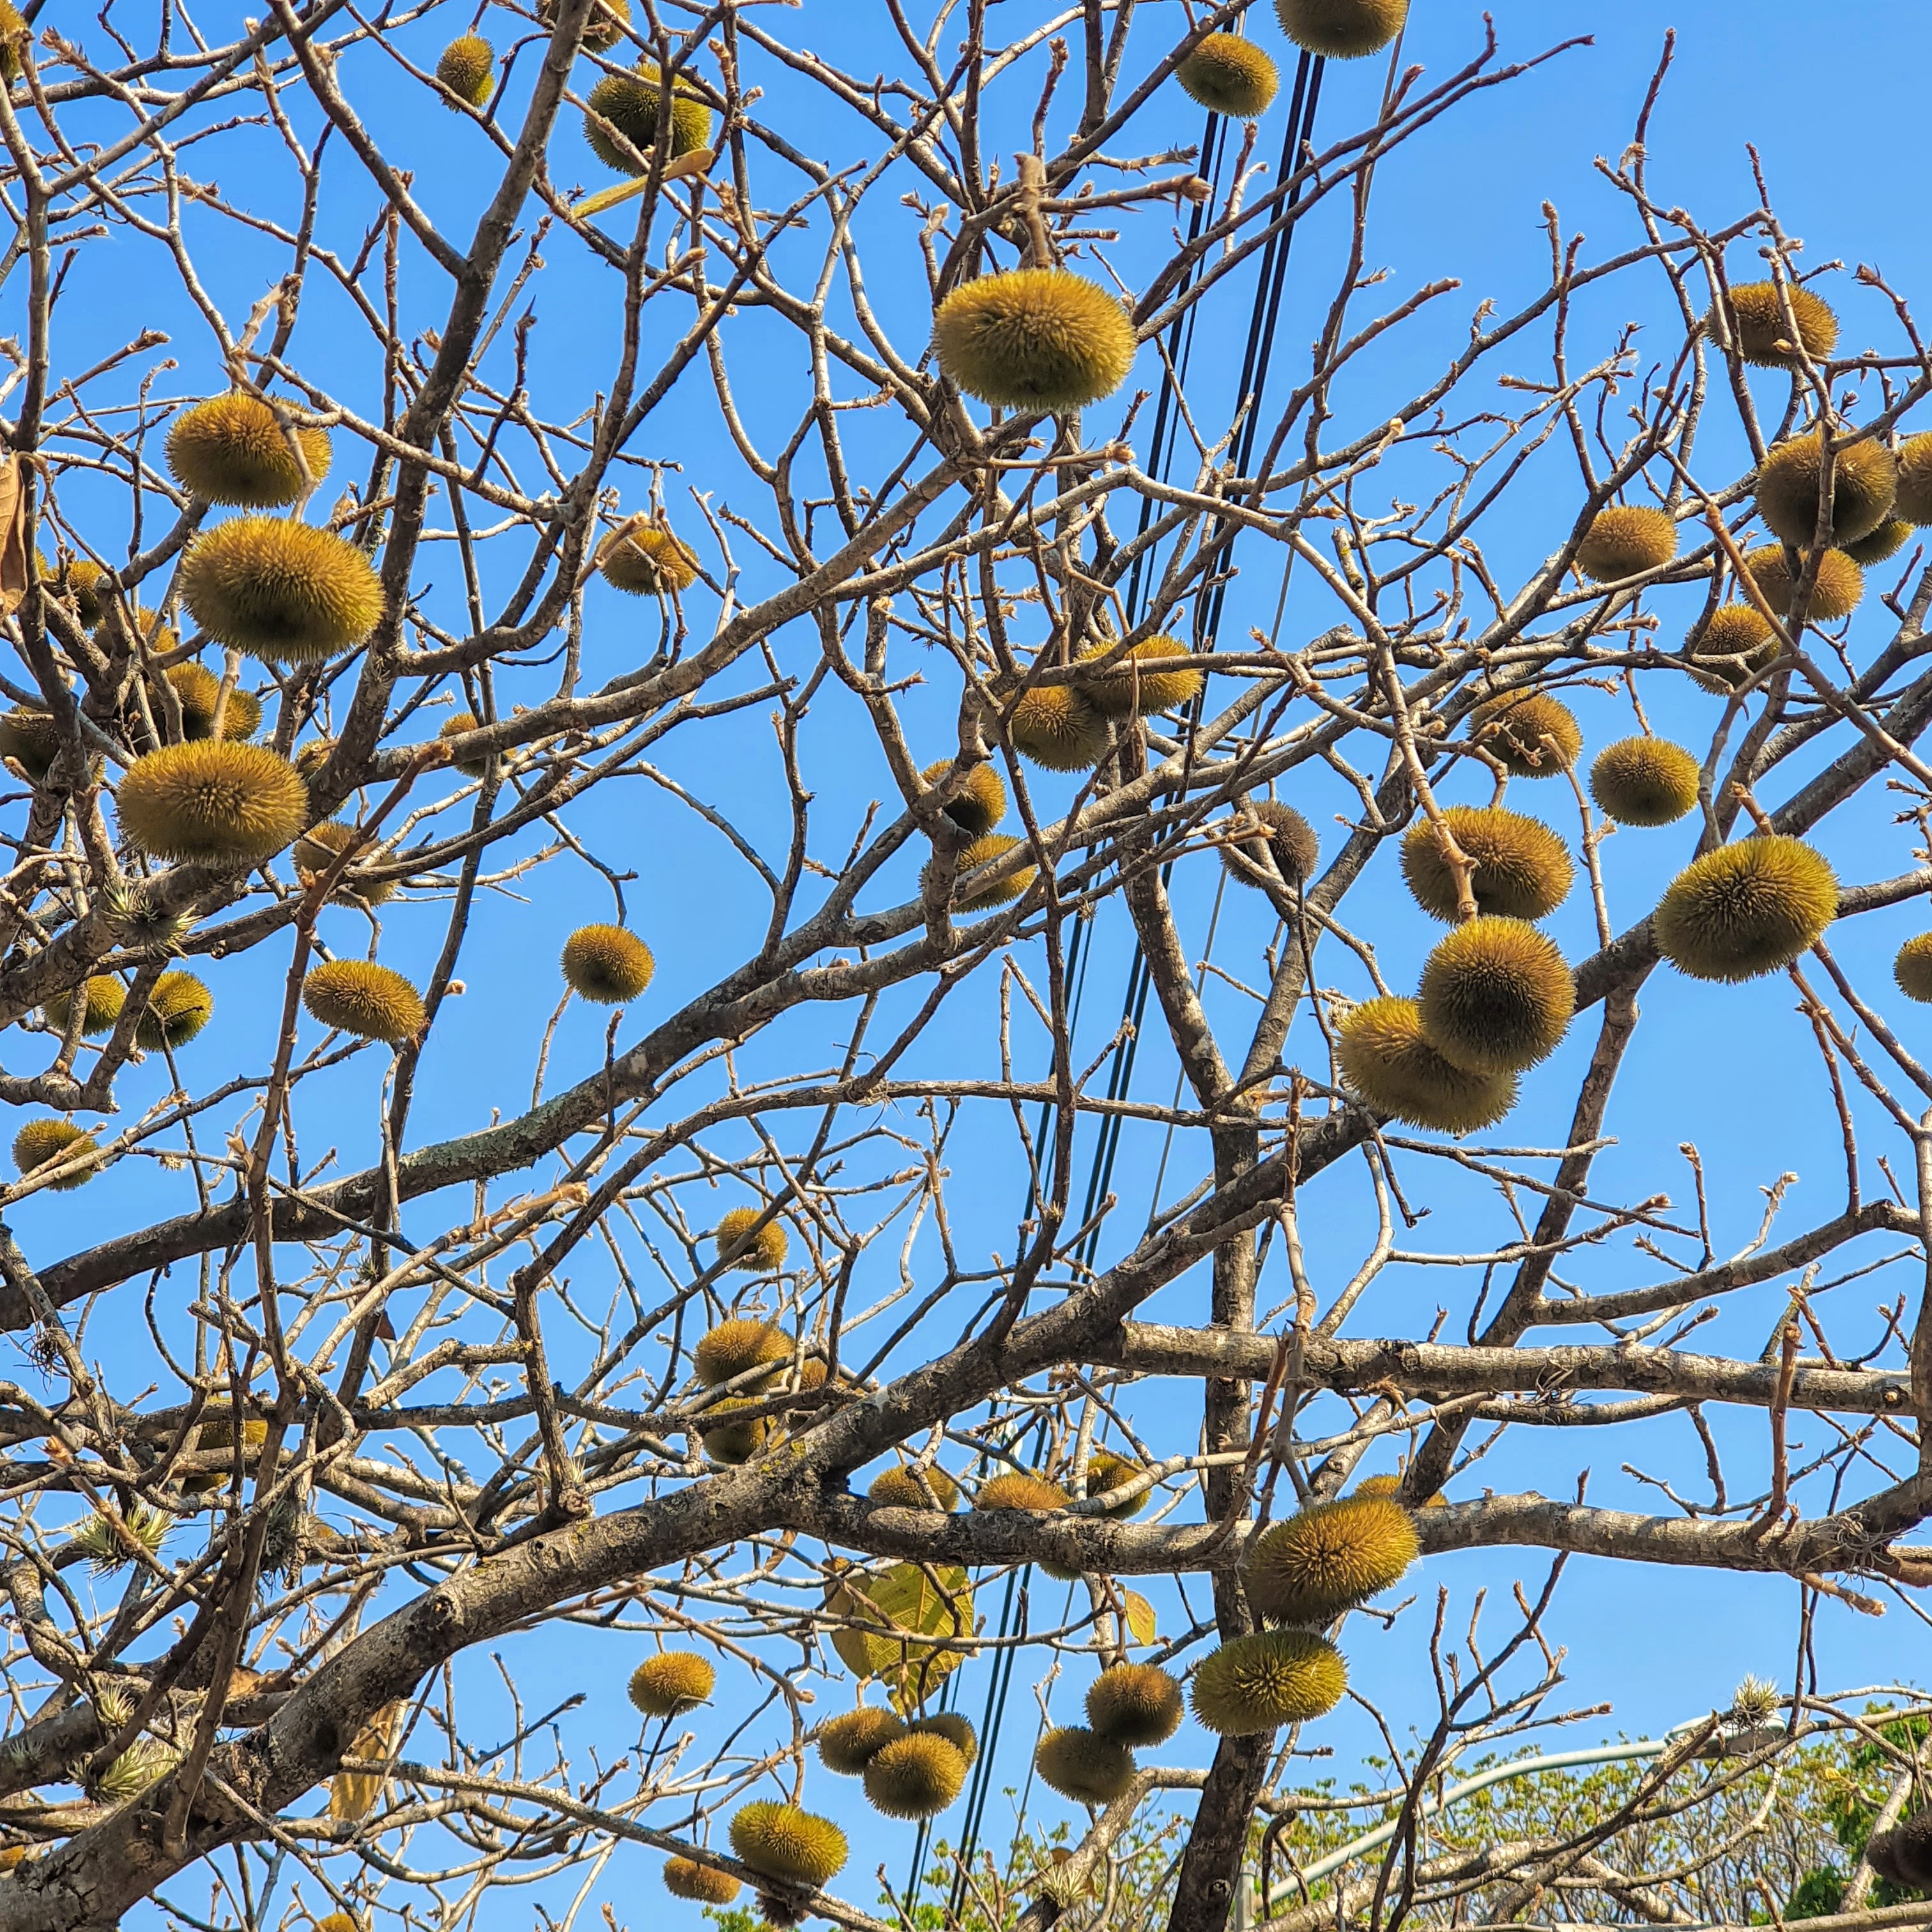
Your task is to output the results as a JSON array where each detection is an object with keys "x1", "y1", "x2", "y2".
[
  {"x1": 584, "y1": 61, "x2": 713, "y2": 174},
  {"x1": 690, "y1": 1313, "x2": 809, "y2": 1462},
  {"x1": 917, "y1": 756, "x2": 1039, "y2": 909},
  {"x1": 815, "y1": 1708, "x2": 979, "y2": 1821},
  {"x1": 1034, "y1": 1662, "x2": 1184, "y2": 1805}
]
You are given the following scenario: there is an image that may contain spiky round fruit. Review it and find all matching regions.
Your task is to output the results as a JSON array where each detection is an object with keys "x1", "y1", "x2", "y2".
[
  {"x1": 561, "y1": 923, "x2": 654, "y2": 1004},
  {"x1": 1245, "y1": 1497, "x2": 1420, "y2": 1625},
  {"x1": 436, "y1": 33, "x2": 494, "y2": 107},
  {"x1": 116, "y1": 740, "x2": 307, "y2": 868},
  {"x1": 1190, "y1": 1629, "x2": 1347, "y2": 1735},
  {"x1": 301, "y1": 960, "x2": 425, "y2": 1043},
  {"x1": 1468, "y1": 691, "x2": 1581, "y2": 778},
  {"x1": 698, "y1": 1398, "x2": 770, "y2": 1466},
  {"x1": 64, "y1": 558, "x2": 108, "y2": 624},
  {"x1": 599, "y1": 521, "x2": 700, "y2": 594},
  {"x1": 934, "y1": 270, "x2": 1137, "y2": 412},
  {"x1": 295, "y1": 822, "x2": 396, "y2": 906},
  {"x1": 1844, "y1": 518, "x2": 1913, "y2": 567},
  {"x1": 628, "y1": 1651, "x2": 716, "y2": 1718},
  {"x1": 1081, "y1": 635, "x2": 1206, "y2": 717},
  {"x1": 1034, "y1": 1727, "x2": 1135, "y2": 1805},
  {"x1": 863, "y1": 1731, "x2": 967, "y2": 1820},
  {"x1": 585, "y1": 63, "x2": 713, "y2": 174},
  {"x1": 715, "y1": 1208, "x2": 789, "y2": 1274},
  {"x1": 955, "y1": 832, "x2": 1038, "y2": 910},
  {"x1": 908, "y1": 1712, "x2": 978, "y2": 1766},
  {"x1": 1399, "y1": 806, "x2": 1572, "y2": 924},
  {"x1": 921, "y1": 758, "x2": 1006, "y2": 836},
  {"x1": 0, "y1": 1, "x2": 27, "y2": 82},
  {"x1": 539, "y1": 0, "x2": 629, "y2": 52},
  {"x1": 1085, "y1": 1664, "x2": 1183, "y2": 1747},
  {"x1": 181, "y1": 517, "x2": 383, "y2": 663},
  {"x1": 694, "y1": 1317, "x2": 791, "y2": 1388},
  {"x1": 1868, "y1": 1809, "x2": 1932, "y2": 1892},
  {"x1": 13, "y1": 1119, "x2": 100, "y2": 1190},
  {"x1": 816, "y1": 1707, "x2": 905, "y2": 1775},
  {"x1": 0, "y1": 709, "x2": 64, "y2": 779},
  {"x1": 1687, "y1": 602, "x2": 1779, "y2": 691},
  {"x1": 1176, "y1": 33, "x2": 1279, "y2": 116},
  {"x1": 1274, "y1": 0, "x2": 1407, "y2": 58},
  {"x1": 137, "y1": 973, "x2": 213, "y2": 1050},
  {"x1": 295, "y1": 737, "x2": 335, "y2": 779},
  {"x1": 439, "y1": 712, "x2": 489, "y2": 778},
  {"x1": 43, "y1": 976, "x2": 125, "y2": 1039},
  {"x1": 1418, "y1": 916, "x2": 1574, "y2": 1076},
  {"x1": 976, "y1": 1471, "x2": 1069, "y2": 1512},
  {"x1": 1008, "y1": 684, "x2": 1112, "y2": 771},
  {"x1": 1896, "y1": 934, "x2": 1932, "y2": 1003},
  {"x1": 165, "y1": 396, "x2": 332, "y2": 509},
  {"x1": 1337, "y1": 995, "x2": 1517, "y2": 1133},
  {"x1": 1743, "y1": 543, "x2": 1863, "y2": 624},
  {"x1": 1653, "y1": 836, "x2": 1837, "y2": 983},
  {"x1": 1895, "y1": 434, "x2": 1932, "y2": 525},
  {"x1": 728, "y1": 1803, "x2": 848, "y2": 1891},
  {"x1": 165, "y1": 663, "x2": 261, "y2": 742},
  {"x1": 1222, "y1": 799, "x2": 1320, "y2": 891},
  {"x1": 868, "y1": 1463, "x2": 961, "y2": 1511},
  {"x1": 1710, "y1": 280, "x2": 1839, "y2": 368},
  {"x1": 1575, "y1": 505, "x2": 1678, "y2": 582},
  {"x1": 1589, "y1": 737, "x2": 1701, "y2": 828},
  {"x1": 663, "y1": 1858, "x2": 740, "y2": 1906},
  {"x1": 1084, "y1": 1448, "x2": 1147, "y2": 1519},
  {"x1": 1754, "y1": 433, "x2": 1897, "y2": 548}
]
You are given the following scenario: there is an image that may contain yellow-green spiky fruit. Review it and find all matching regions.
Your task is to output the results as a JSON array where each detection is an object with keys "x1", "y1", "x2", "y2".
[
  {"x1": 64, "y1": 557, "x2": 108, "y2": 625},
  {"x1": 816, "y1": 1707, "x2": 905, "y2": 1775},
  {"x1": 954, "y1": 832, "x2": 1037, "y2": 909},
  {"x1": 1754, "y1": 433, "x2": 1897, "y2": 548},
  {"x1": 294, "y1": 822, "x2": 395, "y2": 906},
  {"x1": 1710, "y1": 280, "x2": 1839, "y2": 368},
  {"x1": 561, "y1": 923, "x2": 654, "y2": 1003},
  {"x1": 540, "y1": 0, "x2": 630, "y2": 52},
  {"x1": 116, "y1": 740, "x2": 307, "y2": 868},
  {"x1": 43, "y1": 976, "x2": 125, "y2": 1039},
  {"x1": 137, "y1": 973, "x2": 213, "y2": 1050},
  {"x1": 1275, "y1": 0, "x2": 1407, "y2": 58},
  {"x1": 181, "y1": 517, "x2": 384, "y2": 663},
  {"x1": 439, "y1": 712, "x2": 489, "y2": 778},
  {"x1": 1337, "y1": 995, "x2": 1516, "y2": 1134},
  {"x1": 1653, "y1": 836, "x2": 1836, "y2": 983},
  {"x1": 1085, "y1": 1664, "x2": 1183, "y2": 1747},
  {"x1": 1245, "y1": 1496, "x2": 1420, "y2": 1625},
  {"x1": 1469, "y1": 691, "x2": 1582, "y2": 778},
  {"x1": 1845, "y1": 518, "x2": 1912, "y2": 567},
  {"x1": 599, "y1": 521, "x2": 700, "y2": 594},
  {"x1": 921, "y1": 758, "x2": 1006, "y2": 836},
  {"x1": 1081, "y1": 636, "x2": 1206, "y2": 717},
  {"x1": 977, "y1": 1471, "x2": 1068, "y2": 1512},
  {"x1": 165, "y1": 396, "x2": 332, "y2": 509},
  {"x1": 908, "y1": 1712, "x2": 978, "y2": 1765},
  {"x1": 863, "y1": 1730, "x2": 967, "y2": 1820},
  {"x1": 1743, "y1": 543, "x2": 1863, "y2": 624},
  {"x1": 1399, "y1": 806, "x2": 1572, "y2": 924},
  {"x1": 0, "y1": 1, "x2": 27, "y2": 82},
  {"x1": 13, "y1": 1119, "x2": 100, "y2": 1190},
  {"x1": 1589, "y1": 737, "x2": 1700, "y2": 827},
  {"x1": 585, "y1": 63, "x2": 713, "y2": 174},
  {"x1": 164, "y1": 663, "x2": 262, "y2": 742},
  {"x1": 436, "y1": 33, "x2": 494, "y2": 107},
  {"x1": 628, "y1": 1651, "x2": 716, "y2": 1718},
  {"x1": 868, "y1": 1463, "x2": 961, "y2": 1511},
  {"x1": 1034, "y1": 1726, "x2": 1135, "y2": 1805},
  {"x1": 0, "y1": 708, "x2": 64, "y2": 779},
  {"x1": 663, "y1": 1858, "x2": 740, "y2": 1906},
  {"x1": 1008, "y1": 684, "x2": 1111, "y2": 770},
  {"x1": 1687, "y1": 602, "x2": 1779, "y2": 691},
  {"x1": 295, "y1": 736, "x2": 335, "y2": 779},
  {"x1": 1222, "y1": 800, "x2": 1320, "y2": 891},
  {"x1": 715, "y1": 1208, "x2": 789, "y2": 1274},
  {"x1": 1192, "y1": 1629, "x2": 1346, "y2": 1735},
  {"x1": 1176, "y1": 34, "x2": 1279, "y2": 117},
  {"x1": 697, "y1": 1397, "x2": 770, "y2": 1466},
  {"x1": 728, "y1": 1803, "x2": 848, "y2": 1890},
  {"x1": 1894, "y1": 433, "x2": 1932, "y2": 525},
  {"x1": 1897, "y1": 935, "x2": 1932, "y2": 1003},
  {"x1": 301, "y1": 960, "x2": 425, "y2": 1043},
  {"x1": 694, "y1": 1317, "x2": 791, "y2": 1388},
  {"x1": 1575, "y1": 505, "x2": 1678, "y2": 583},
  {"x1": 1084, "y1": 1448, "x2": 1147, "y2": 1519},
  {"x1": 1418, "y1": 916, "x2": 1574, "y2": 1076},
  {"x1": 934, "y1": 270, "x2": 1137, "y2": 412}
]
